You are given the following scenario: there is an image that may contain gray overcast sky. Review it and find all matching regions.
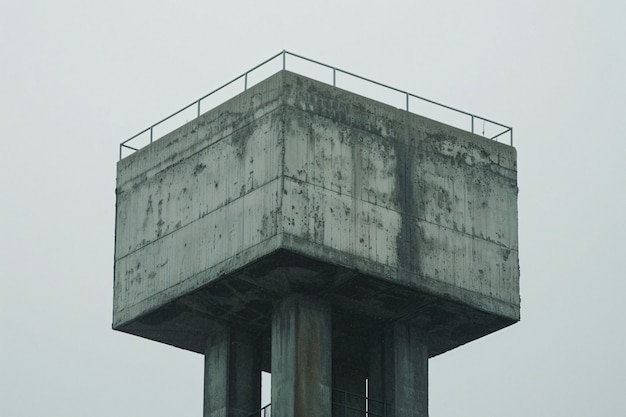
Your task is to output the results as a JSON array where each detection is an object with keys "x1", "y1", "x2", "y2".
[{"x1": 1, "y1": 0, "x2": 625, "y2": 416}]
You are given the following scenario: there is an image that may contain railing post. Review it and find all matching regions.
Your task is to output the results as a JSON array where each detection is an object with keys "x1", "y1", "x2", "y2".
[{"x1": 119, "y1": 50, "x2": 514, "y2": 160}]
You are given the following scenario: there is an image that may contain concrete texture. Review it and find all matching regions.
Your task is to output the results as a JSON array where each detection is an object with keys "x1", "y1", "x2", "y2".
[
  {"x1": 204, "y1": 327, "x2": 260, "y2": 417},
  {"x1": 386, "y1": 323, "x2": 428, "y2": 417},
  {"x1": 271, "y1": 295, "x2": 332, "y2": 417},
  {"x1": 114, "y1": 69, "x2": 520, "y2": 416},
  {"x1": 113, "y1": 70, "x2": 519, "y2": 360},
  {"x1": 113, "y1": 67, "x2": 520, "y2": 356},
  {"x1": 362, "y1": 323, "x2": 427, "y2": 417}
]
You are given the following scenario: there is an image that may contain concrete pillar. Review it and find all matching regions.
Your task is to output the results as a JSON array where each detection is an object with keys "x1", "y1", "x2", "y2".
[
  {"x1": 204, "y1": 326, "x2": 260, "y2": 417},
  {"x1": 384, "y1": 323, "x2": 428, "y2": 417},
  {"x1": 271, "y1": 294, "x2": 332, "y2": 417}
]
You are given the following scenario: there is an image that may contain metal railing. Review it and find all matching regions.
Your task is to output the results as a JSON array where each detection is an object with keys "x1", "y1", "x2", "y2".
[
  {"x1": 332, "y1": 388, "x2": 389, "y2": 417},
  {"x1": 119, "y1": 50, "x2": 513, "y2": 159},
  {"x1": 246, "y1": 388, "x2": 389, "y2": 417},
  {"x1": 247, "y1": 403, "x2": 271, "y2": 417}
]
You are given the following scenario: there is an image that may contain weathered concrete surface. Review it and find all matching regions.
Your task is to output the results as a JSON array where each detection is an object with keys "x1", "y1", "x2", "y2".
[
  {"x1": 113, "y1": 70, "x2": 519, "y2": 358},
  {"x1": 279, "y1": 91, "x2": 518, "y2": 317},
  {"x1": 357, "y1": 323, "x2": 427, "y2": 417},
  {"x1": 204, "y1": 327, "x2": 260, "y2": 417},
  {"x1": 385, "y1": 323, "x2": 428, "y2": 417},
  {"x1": 271, "y1": 295, "x2": 332, "y2": 417},
  {"x1": 114, "y1": 77, "x2": 285, "y2": 327}
]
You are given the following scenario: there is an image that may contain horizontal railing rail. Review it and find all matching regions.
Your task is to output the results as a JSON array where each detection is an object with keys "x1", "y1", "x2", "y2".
[
  {"x1": 120, "y1": 50, "x2": 513, "y2": 159},
  {"x1": 245, "y1": 387, "x2": 390, "y2": 417},
  {"x1": 332, "y1": 387, "x2": 389, "y2": 417},
  {"x1": 247, "y1": 403, "x2": 271, "y2": 417}
]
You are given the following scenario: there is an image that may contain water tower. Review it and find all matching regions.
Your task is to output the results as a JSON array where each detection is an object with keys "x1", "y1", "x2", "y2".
[{"x1": 113, "y1": 51, "x2": 519, "y2": 417}]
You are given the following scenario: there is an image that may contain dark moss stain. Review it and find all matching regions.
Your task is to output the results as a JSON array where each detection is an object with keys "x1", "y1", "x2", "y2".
[
  {"x1": 436, "y1": 188, "x2": 449, "y2": 210},
  {"x1": 395, "y1": 140, "x2": 420, "y2": 276},
  {"x1": 193, "y1": 163, "x2": 206, "y2": 176},
  {"x1": 231, "y1": 122, "x2": 254, "y2": 159},
  {"x1": 132, "y1": 173, "x2": 148, "y2": 191},
  {"x1": 156, "y1": 199, "x2": 164, "y2": 237},
  {"x1": 260, "y1": 213, "x2": 271, "y2": 238},
  {"x1": 312, "y1": 205, "x2": 324, "y2": 243},
  {"x1": 143, "y1": 195, "x2": 153, "y2": 231}
]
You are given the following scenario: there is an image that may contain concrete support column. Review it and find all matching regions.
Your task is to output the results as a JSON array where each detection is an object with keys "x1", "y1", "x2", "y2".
[
  {"x1": 384, "y1": 323, "x2": 428, "y2": 417},
  {"x1": 204, "y1": 326, "x2": 260, "y2": 417},
  {"x1": 271, "y1": 294, "x2": 332, "y2": 417}
]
